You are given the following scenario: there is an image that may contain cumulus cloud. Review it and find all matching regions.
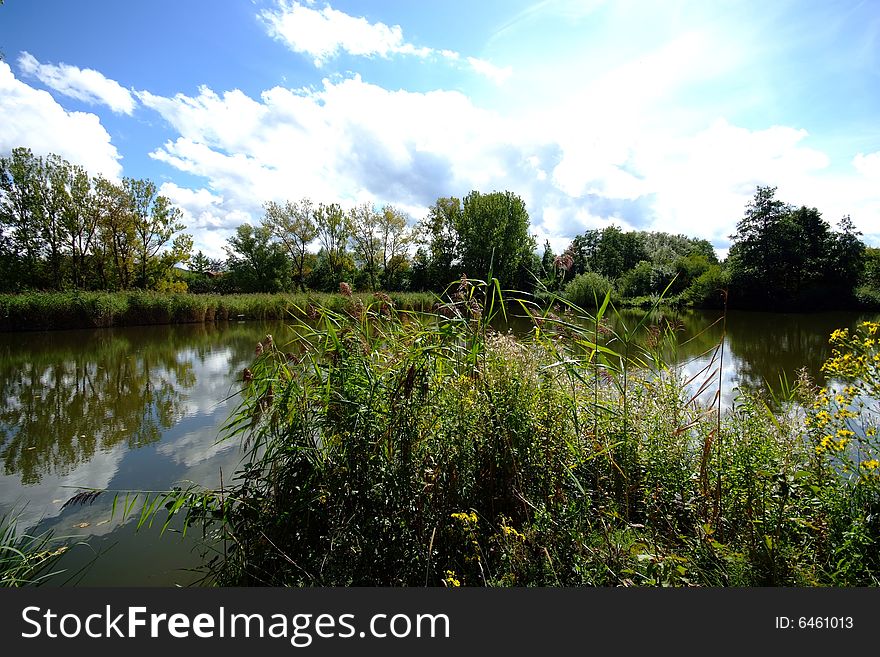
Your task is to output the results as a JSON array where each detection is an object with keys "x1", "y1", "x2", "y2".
[
  {"x1": 158, "y1": 182, "x2": 246, "y2": 258},
  {"x1": 260, "y1": 1, "x2": 511, "y2": 83},
  {"x1": 854, "y1": 151, "x2": 880, "y2": 180},
  {"x1": 17, "y1": 51, "x2": 136, "y2": 115},
  {"x1": 0, "y1": 61, "x2": 122, "y2": 178},
  {"x1": 261, "y1": 0, "x2": 423, "y2": 65},
  {"x1": 139, "y1": 73, "x2": 879, "y2": 258}
]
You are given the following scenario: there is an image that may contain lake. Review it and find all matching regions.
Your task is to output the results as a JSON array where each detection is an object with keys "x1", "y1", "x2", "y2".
[{"x1": 1, "y1": 308, "x2": 878, "y2": 585}]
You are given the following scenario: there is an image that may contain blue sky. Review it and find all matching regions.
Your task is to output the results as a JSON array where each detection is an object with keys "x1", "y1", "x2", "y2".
[{"x1": 1, "y1": 0, "x2": 878, "y2": 259}]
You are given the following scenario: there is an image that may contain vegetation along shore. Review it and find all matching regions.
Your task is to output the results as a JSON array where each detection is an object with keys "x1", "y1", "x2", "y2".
[{"x1": 1, "y1": 147, "x2": 879, "y2": 334}]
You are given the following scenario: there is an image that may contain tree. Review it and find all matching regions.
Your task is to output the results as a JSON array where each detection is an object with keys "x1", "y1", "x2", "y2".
[
  {"x1": 541, "y1": 240, "x2": 555, "y2": 277},
  {"x1": 727, "y1": 186, "x2": 793, "y2": 305},
  {"x1": 60, "y1": 163, "x2": 98, "y2": 289},
  {"x1": 127, "y1": 178, "x2": 190, "y2": 288},
  {"x1": 592, "y1": 226, "x2": 647, "y2": 280},
  {"x1": 727, "y1": 187, "x2": 866, "y2": 308},
  {"x1": 225, "y1": 223, "x2": 291, "y2": 292},
  {"x1": 262, "y1": 198, "x2": 317, "y2": 291},
  {"x1": 0, "y1": 147, "x2": 47, "y2": 287},
  {"x1": 420, "y1": 196, "x2": 461, "y2": 290},
  {"x1": 346, "y1": 202, "x2": 382, "y2": 291},
  {"x1": 94, "y1": 176, "x2": 137, "y2": 290},
  {"x1": 829, "y1": 215, "x2": 865, "y2": 294},
  {"x1": 377, "y1": 205, "x2": 413, "y2": 290},
  {"x1": 314, "y1": 202, "x2": 349, "y2": 289},
  {"x1": 189, "y1": 250, "x2": 212, "y2": 275},
  {"x1": 456, "y1": 190, "x2": 535, "y2": 289}
]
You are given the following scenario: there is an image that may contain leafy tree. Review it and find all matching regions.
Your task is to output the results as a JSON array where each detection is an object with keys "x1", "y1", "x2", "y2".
[
  {"x1": 60, "y1": 163, "x2": 98, "y2": 289},
  {"x1": 127, "y1": 178, "x2": 190, "y2": 289},
  {"x1": 456, "y1": 190, "x2": 535, "y2": 289},
  {"x1": 262, "y1": 198, "x2": 317, "y2": 291},
  {"x1": 419, "y1": 196, "x2": 461, "y2": 290},
  {"x1": 617, "y1": 260, "x2": 654, "y2": 298},
  {"x1": 377, "y1": 205, "x2": 413, "y2": 290},
  {"x1": 829, "y1": 215, "x2": 865, "y2": 293},
  {"x1": 592, "y1": 225, "x2": 647, "y2": 280},
  {"x1": 189, "y1": 250, "x2": 212, "y2": 275},
  {"x1": 541, "y1": 239, "x2": 555, "y2": 277},
  {"x1": 314, "y1": 202, "x2": 349, "y2": 290},
  {"x1": 727, "y1": 187, "x2": 865, "y2": 308},
  {"x1": 567, "y1": 231, "x2": 599, "y2": 277},
  {"x1": 0, "y1": 147, "x2": 47, "y2": 287},
  {"x1": 346, "y1": 202, "x2": 382, "y2": 291},
  {"x1": 224, "y1": 223, "x2": 291, "y2": 292},
  {"x1": 94, "y1": 176, "x2": 137, "y2": 290}
]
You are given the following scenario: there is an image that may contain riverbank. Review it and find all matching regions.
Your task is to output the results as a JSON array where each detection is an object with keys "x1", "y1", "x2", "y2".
[{"x1": 0, "y1": 291, "x2": 436, "y2": 331}]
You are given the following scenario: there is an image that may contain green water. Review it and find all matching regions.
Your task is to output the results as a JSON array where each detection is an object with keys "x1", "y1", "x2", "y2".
[{"x1": 0, "y1": 309, "x2": 877, "y2": 585}]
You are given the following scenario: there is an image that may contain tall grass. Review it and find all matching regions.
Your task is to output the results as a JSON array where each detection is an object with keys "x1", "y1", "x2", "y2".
[
  {"x1": 0, "y1": 512, "x2": 68, "y2": 587},
  {"x1": 93, "y1": 285, "x2": 880, "y2": 586},
  {"x1": 0, "y1": 291, "x2": 436, "y2": 331}
]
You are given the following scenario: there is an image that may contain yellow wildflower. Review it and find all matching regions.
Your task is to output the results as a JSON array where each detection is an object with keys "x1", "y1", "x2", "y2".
[
  {"x1": 443, "y1": 570, "x2": 461, "y2": 587},
  {"x1": 451, "y1": 511, "x2": 478, "y2": 525},
  {"x1": 501, "y1": 525, "x2": 526, "y2": 542}
]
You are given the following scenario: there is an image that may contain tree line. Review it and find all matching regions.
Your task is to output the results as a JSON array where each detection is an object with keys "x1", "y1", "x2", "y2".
[
  {"x1": 0, "y1": 148, "x2": 192, "y2": 292},
  {"x1": 2, "y1": 148, "x2": 877, "y2": 309}
]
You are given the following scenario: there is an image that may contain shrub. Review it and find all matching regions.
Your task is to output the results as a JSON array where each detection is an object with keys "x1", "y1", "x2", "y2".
[{"x1": 563, "y1": 272, "x2": 614, "y2": 308}]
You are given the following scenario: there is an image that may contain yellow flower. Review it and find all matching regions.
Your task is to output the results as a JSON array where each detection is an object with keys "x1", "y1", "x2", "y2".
[
  {"x1": 501, "y1": 525, "x2": 526, "y2": 541},
  {"x1": 860, "y1": 460, "x2": 879, "y2": 470},
  {"x1": 451, "y1": 511, "x2": 478, "y2": 525},
  {"x1": 830, "y1": 328, "x2": 849, "y2": 343},
  {"x1": 867, "y1": 427, "x2": 877, "y2": 437},
  {"x1": 443, "y1": 570, "x2": 461, "y2": 587}
]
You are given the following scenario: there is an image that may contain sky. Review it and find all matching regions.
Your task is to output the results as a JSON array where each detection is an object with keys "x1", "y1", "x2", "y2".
[{"x1": 1, "y1": 0, "x2": 879, "y2": 260}]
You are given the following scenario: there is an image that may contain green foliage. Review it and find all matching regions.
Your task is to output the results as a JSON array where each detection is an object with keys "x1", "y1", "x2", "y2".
[
  {"x1": 456, "y1": 190, "x2": 536, "y2": 290},
  {"x1": 727, "y1": 187, "x2": 865, "y2": 309},
  {"x1": 224, "y1": 224, "x2": 292, "y2": 293},
  {"x1": 617, "y1": 260, "x2": 654, "y2": 298},
  {"x1": 683, "y1": 264, "x2": 729, "y2": 308},
  {"x1": 262, "y1": 198, "x2": 318, "y2": 292},
  {"x1": 0, "y1": 148, "x2": 192, "y2": 292},
  {"x1": 564, "y1": 271, "x2": 614, "y2": 308},
  {"x1": 1, "y1": 512, "x2": 68, "y2": 586},
  {"x1": 0, "y1": 291, "x2": 436, "y2": 330}
]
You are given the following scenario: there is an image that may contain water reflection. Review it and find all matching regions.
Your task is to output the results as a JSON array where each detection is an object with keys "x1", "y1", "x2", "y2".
[
  {"x1": 511, "y1": 307, "x2": 880, "y2": 404},
  {"x1": 0, "y1": 322, "x2": 288, "y2": 548}
]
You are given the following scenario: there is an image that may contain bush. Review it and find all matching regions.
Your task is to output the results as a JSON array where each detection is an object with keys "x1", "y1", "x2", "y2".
[
  {"x1": 563, "y1": 272, "x2": 614, "y2": 308},
  {"x1": 683, "y1": 265, "x2": 729, "y2": 308}
]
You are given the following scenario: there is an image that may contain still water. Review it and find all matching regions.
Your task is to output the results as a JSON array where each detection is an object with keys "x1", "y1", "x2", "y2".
[{"x1": 0, "y1": 309, "x2": 877, "y2": 585}]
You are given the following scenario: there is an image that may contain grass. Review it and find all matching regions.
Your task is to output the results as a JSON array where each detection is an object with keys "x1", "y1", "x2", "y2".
[
  {"x1": 0, "y1": 291, "x2": 437, "y2": 331},
  {"x1": 0, "y1": 511, "x2": 69, "y2": 587},
  {"x1": 100, "y1": 279, "x2": 880, "y2": 587}
]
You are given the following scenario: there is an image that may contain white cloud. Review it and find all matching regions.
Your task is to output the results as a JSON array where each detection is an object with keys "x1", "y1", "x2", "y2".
[
  {"x1": 261, "y1": 0, "x2": 430, "y2": 65},
  {"x1": 260, "y1": 1, "x2": 511, "y2": 83},
  {"x1": 466, "y1": 57, "x2": 512, "y2": 85},
  {"x1": 17, "y1": 51, "x2": 136, "y2": 115},
  {"x1": 854, "y1": 151, "x2": 880, "y2": 180},
  {"x1": 158, "y1": 182, "x2": 245, "y2": 259},
  {"x1": 139, "y1": 70, "x2": 880, "y2": 259},
  {"x1": 0, "y1": 61, "x2": 122, "y2": 178}
]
